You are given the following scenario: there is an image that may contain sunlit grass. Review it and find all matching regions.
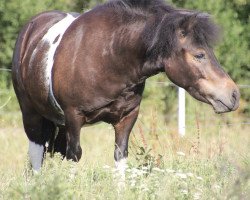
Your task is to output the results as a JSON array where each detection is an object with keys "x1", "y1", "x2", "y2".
[{"x1": 0, "y1": 85, "x2": 249, "y2": 199}]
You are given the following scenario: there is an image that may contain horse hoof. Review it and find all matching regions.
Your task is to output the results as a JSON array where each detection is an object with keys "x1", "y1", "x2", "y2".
[{"x1": 66, "y1": 146, "x2": 82, "y2": 162}]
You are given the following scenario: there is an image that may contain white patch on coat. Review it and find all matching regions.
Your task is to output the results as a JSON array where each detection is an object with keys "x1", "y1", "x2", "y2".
[
  {"x1": 28, "y1": 141, "x2": 44, "y2": 171},
  {"x1": 42, "y1": 14, "x2": 77, "y2": 110},
  {"x1": 42, "y1": 13, "x2": 77, "y2": 85}
]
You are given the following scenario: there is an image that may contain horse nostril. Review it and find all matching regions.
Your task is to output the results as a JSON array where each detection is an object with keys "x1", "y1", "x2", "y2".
[{"x1": 231, "y1": 90, "x2": 238, "y2": 106}]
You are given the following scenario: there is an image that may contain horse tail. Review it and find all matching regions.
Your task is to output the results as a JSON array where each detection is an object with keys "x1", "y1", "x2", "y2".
[
  {"x1": 12, "y1": 20, "x2": 35, "y2": 98},
  {"x1": 12, "y1": 21, "x2": 33, "y2": 70}
]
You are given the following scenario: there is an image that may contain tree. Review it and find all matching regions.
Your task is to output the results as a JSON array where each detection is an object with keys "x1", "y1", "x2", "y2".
[{"x1": 0, "y1": 0, "x2": 88, "y2": 87}]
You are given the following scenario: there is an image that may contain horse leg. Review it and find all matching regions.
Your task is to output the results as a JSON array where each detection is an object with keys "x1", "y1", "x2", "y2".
[
  {"x1": 22, "y1": 110, "x2": 56, "y2": 171},
  {"x1": 113, "y1": 106, "x2": 140, "y2": 180},
  {"x1": 64, "y1": 108, "x2": 84, "y2": 162},
  {"x1": 53, "y1": 126, "x2": 67, "y2": 158}
]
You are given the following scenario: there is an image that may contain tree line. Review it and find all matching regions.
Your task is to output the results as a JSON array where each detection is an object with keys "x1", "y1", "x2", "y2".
[{"x1": 0, "y1": 0, "x2": 249, "y2": 113}]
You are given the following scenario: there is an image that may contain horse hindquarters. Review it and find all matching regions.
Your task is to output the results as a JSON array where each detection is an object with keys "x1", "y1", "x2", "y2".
[
  {"x1": 12, "y1": 28, "x2": 48, "y2": 171},
  {"x1": 12, "y1": 11, "x2": 73, "y2": 170}
]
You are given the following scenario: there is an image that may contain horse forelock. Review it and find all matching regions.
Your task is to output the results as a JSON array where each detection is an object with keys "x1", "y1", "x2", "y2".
[
  {"x1": 185, "y1": 13, "x2": 220, "y2": 47},
  {"x1": 143, "y1": 11, "x2": 220, "y2": 60}
]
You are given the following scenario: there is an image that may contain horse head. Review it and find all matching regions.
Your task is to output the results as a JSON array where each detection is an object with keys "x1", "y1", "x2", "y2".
[{"x1": 151, "y1": 12, "x2": 240, "y2": 113}]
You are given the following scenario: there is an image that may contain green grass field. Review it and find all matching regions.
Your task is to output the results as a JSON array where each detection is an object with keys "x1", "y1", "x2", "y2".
[{"x1": 0, "y1": 84, "x2": 249, "y2": 199}]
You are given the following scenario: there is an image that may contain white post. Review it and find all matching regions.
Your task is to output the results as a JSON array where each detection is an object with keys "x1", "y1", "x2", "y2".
[{"x1": 178, "y1": 87, "x2": 185, "y2": 137}]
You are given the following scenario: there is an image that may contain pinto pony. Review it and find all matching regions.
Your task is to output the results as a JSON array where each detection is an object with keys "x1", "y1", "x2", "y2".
[{"x1": 12, "y1": 0, "x2": 239, "y2": 174}]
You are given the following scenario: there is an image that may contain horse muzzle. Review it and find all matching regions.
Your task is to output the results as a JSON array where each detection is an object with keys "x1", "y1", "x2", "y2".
[
  {"x1": 206, "y1": 82, "x2": 240, "y2": 113},
  {"x1": 209, "y1": 88, "x2": 240, "y2": 113},
  {"x1": 187, "y1": 79, "x2": 240, "y2": 114}
]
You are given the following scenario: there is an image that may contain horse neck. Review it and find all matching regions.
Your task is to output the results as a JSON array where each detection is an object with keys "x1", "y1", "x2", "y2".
[
  {"x1": 139, "y1": 16, "x2": 166, "y2": 79},
  {"x1": 114, "y1": 14, "x2": 166, "y2": 81},
  {"x1": 141, "y1": 56, "x2": 165, "y2": 78}
]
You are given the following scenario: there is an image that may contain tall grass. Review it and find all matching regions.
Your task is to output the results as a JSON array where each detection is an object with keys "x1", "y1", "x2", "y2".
[{"x1": 0, "y1": 81, "x2": 249, "y2": 199}]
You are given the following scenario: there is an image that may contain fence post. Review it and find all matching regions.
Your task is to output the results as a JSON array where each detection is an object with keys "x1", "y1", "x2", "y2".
[{"x1": 178, "y1": 87, "x2": 185, "y2": 137}]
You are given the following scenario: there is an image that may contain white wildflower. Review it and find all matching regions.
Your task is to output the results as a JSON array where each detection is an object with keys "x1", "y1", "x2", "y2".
[
  {"x1": 181, "y1": 189, "x2": 188, "y2": 195},
  {"x1": 142, "y1": 187, "x2": 149, "y2": 192},
  {"x1": 176, "y1": 173, "x2": 187, "y2": 179},
  {"x1": 177, "y1": 151, "x2": 185, "y2": 156},
  {"x1": 137, "y1": 170, "x2": 145, "y2": 176},
  {"x1": 103, "y1": 165, "x2": 111, "y2": 169},
  {"x1": 131, "y1": 168, "x2": 145, "y2": 176},
  {"x1": 152, "y1": 167, "x2": 164, "y2": 172},
  {"x1": 141, "y1": 166, "x2": 148, "y2": 171},
  {"x1": 196, "y1": 176, "x2": 203, "y2": 181},
  {"x1": 112, "y1": 168, "x2": 118, "y2": 173},
  {"x1": 126, "y1": 168, "x2": 131, "y2": 172},
  {"x1": 131, "y1": 168, "x2": 139, "y2": 173},
  {"x1": 213, "y1": 184, "x2": 221, "y2": 190},
  {"x1": 69, "y1": 173, "x2": 75, "y2": 179},
  {"x1": 129, "y1": 173, "x2": 137, "y2": 180},
  {"x1": 130, "y1": 180, "x2": 136, "y2": 187},
  {"x1": 69, "y1": 168, "x2": 77, "y2": 179},
  {"x1": 140, "y1": 184, "x2": 149, "y2": 192},
  {"x1": 186, "y1": 172, "x2": 194, "y2": 177},
  {"x1": 194, "y1": 192, "x2": 202, "y2": 200},
  {"x1": 165, "y1": 169, "x2": 175, "y2": 173}
]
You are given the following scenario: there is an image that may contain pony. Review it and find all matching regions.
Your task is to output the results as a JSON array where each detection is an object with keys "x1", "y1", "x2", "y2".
[{"x1": 12, "y1": 0, "x2": 239, "y2": 175}]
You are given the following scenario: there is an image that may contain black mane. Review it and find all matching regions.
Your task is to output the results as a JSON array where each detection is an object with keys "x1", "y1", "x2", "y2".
[
  {"x1": 105, "y1": 0, "x2": 174, "y2": 15},
  {"x1": 102, "y1": 0, "x2": 220, "y2": 60},
  {"x1": 143, "y1": 12, "x2": 220, "y2": 60}
]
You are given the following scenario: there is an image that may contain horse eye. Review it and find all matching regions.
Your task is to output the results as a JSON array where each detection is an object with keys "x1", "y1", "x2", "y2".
[
  {"x1": 194, "y1": 53, "x2": 205, "y2": 59},
  {"x1": 180, "y1": 30, "x2": 186, "y2": 37}
]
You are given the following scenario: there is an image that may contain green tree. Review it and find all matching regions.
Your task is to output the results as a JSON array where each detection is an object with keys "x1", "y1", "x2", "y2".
[
  {"x1": 0, "y1": 0, "x2": 88, "y2": 87},
  {"x1": 0, "y1": 0, "x2": 249, "y2": 114}
]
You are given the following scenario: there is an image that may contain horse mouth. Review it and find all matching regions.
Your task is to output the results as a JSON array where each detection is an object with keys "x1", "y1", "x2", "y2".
[
  {"x1": 212, "y1": 100, "x2": 233, "y2": 113},
  {"x1": 187, "y1": 87, "x2": 239, "y2": 114},
  {"x1": 209, "y1": 95, "x2": 239, "y2": 114}
]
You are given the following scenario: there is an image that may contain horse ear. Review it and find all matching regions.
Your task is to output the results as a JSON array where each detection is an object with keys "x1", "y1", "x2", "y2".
[
  {"x1": 176, "y1": 9, "x2": 195, "y2": 15},
  {"x1": 197, "y1": 12, "x2": 211, "y2": 19},
  {"x1": 179, "y1": 12, "x2": 204, "y2": 32},
  {"x1": 178, "y1": 13, "x2": 195, "y2": 35}
]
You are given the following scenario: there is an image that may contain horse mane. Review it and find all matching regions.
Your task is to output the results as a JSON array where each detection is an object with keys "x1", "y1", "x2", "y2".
[
  {"x1": 101, "y1": 0, "x2": 220, "y2": 60},
  {"x1": 104, "y1": 0, "x2": 174, "y2": 15},
  {"x1": 143, "y1": 12, "x2": 220, "y2": 60}
]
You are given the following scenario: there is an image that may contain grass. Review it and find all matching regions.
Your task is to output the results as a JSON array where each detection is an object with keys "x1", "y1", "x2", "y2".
[{"x1": 0, "y1": 84, "x2": 250, "y2": 199}]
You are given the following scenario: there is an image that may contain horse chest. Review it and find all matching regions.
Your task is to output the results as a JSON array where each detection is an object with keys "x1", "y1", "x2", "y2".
[{"x1": 83, "y1": 83, "x2": 145, "y2": 124}]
